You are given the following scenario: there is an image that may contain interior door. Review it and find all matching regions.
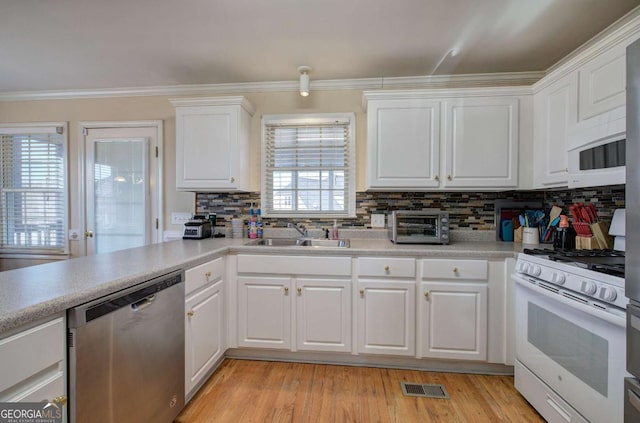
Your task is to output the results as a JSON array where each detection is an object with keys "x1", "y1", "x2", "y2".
[{"x1": 84, "y1": 127, "x2": 158, "y2": 255}]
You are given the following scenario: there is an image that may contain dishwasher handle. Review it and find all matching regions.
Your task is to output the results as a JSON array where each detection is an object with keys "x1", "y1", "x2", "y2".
[
  {"x1": 131, "y1": 294, "x2": 156, "y2": 311},
  {"x1": 68, "y1": 269, "x2": 183, "y2": 328}
]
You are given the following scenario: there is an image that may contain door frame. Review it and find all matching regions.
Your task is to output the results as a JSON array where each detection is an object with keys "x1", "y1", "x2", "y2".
[{"x1": 78, "y1": 120, "x2": 163, "y2": 256}]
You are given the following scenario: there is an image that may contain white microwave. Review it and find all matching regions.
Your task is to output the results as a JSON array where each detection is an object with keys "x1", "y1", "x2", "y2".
[
  {"x1": 567, "y1": 105, "x2": 625, "y2": 188},
  {"x1": 568, "y1": 134, "x2": 626, "y2": 188}
]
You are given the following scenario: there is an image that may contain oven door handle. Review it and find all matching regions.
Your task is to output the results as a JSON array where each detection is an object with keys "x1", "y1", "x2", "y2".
[{"x1": 512, "y1": 275, "x2": 626, "y2": 328}]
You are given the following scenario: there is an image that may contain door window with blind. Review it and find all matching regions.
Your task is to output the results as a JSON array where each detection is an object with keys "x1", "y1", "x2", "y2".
[
  {"x1": 0, "y1": 123, "x2": 68, "y2": 253},
  {"x1": 262, "y1": 114, "x2": 356, "y2": 218}
]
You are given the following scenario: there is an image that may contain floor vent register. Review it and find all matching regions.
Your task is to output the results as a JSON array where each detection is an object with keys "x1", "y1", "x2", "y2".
[{"x1": 400, "y1": 382, "x2": 450, "y2": 399}]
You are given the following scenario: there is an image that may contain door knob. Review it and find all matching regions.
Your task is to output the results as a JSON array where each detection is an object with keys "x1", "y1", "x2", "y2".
[
  {"x1": 424, "y1": 291, "x2": 429, "y2": 298},
  {"x1": 359, "y1": 289, "x2": 364, "y2": 296},
  {"x1": 384, "y1": 266, "x2": 390, "y2": 273},
  {"x1": 205, "y1": 271, "x2": 212, "y2": 278},
  {"x1": 434, "y1": 175, "x2": 439, "y2": 181},
  {"x1": 187, "y1": 310, "x2": 194, "y2": 317},
  {"x1": 297, "y1": 287, "x2": 302, "y2": 294},
  {"x1": 84, "y1": 230, "x2": 94, "y2": 238},
  {"x1": 284, "y1": 287, "x2": 289, "y2": 294},
  {"x1": 230, "y1": 177, "x2": 235, "y2": 183},
  {"x1": 447, "y1": 175, "x2": 452, "y2": 181}
]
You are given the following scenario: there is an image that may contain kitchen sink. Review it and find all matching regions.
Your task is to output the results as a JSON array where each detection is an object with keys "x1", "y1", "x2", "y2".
[{"x1": 245, "y1": 238, "x2": 350, "y2": 248}]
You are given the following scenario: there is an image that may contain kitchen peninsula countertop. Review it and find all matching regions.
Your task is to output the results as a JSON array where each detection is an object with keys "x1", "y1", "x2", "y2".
[{"x1": 0, "y1": 238, "x2": 524, "y2": 334}]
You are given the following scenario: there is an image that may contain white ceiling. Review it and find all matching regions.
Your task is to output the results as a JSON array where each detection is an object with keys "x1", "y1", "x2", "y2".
[{"x1": 1, "y1": 0, "x2": 639, "y2": 93}]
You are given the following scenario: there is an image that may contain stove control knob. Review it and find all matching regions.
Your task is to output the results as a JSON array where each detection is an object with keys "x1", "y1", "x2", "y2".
[
  {"x1": 581, "y1": 281, "x2": 598, "y2": 295},
  {"x1": 600, "y1": 287, "x2": 617, "y2": 302},
  {"x1": 529, "y1": 265, "x2": 542, "y2": 276},
  {"x1": 552, "y1": 273, "x2": 566, "y2": 285},
  {"x1": 518, "y1": 263, "x2": 528, "y2": 273}
]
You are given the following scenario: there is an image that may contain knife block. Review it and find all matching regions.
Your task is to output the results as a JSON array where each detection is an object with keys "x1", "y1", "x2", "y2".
[
  {"x1": 590, "y1": 221, "x2": 613, "y2": 249},
  {"x1": 576, "y1": 236, "x2": 600, "y2": 250}
]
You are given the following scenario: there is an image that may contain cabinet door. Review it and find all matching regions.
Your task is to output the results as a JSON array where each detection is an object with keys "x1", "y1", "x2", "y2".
[
  {"x1": 175, "y1": 105, "x2": 239, "y2": 190},
  {"x1": 421, "y1": 282, "x2": 487, "y2": 360},
  {"x1": 185, "y1": 279, "x2": 224, "y2": 397},
  {"x1": 295, "y1": 279, "x2": 351, "y2": 352},
  {"x1": 443, "y1": 97, "x2": 519, "y2": 188},
  {"x1": 533, "y1": 74, "x2": 577, "y2": 187},
  {"x1": 357, "y1": 281, "x2": 415, "y2": 356},
  {"x1": 238, "y1": 277, "x2": 291, "y2": 349},
  {"x1": 366, "y1": 99, "x2": 440, "y2": 189},
  {"x1": 578, "y1": 45, "x2": 626, "y2": 122}
]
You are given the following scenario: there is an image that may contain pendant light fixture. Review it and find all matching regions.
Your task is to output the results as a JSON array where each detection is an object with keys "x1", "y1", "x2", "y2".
[{"x1": 298, "y1": 66, "x2": 311, "y2": 97}]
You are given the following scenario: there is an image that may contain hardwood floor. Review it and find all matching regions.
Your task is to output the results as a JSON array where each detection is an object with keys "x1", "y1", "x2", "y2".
[{"x1": 175, "y1": 359, "x2": 543, "y2": 422}]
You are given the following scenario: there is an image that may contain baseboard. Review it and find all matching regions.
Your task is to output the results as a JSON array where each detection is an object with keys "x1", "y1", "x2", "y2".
[{"x1": 224, "y1": 348, "x2": 514, "y2": 375}]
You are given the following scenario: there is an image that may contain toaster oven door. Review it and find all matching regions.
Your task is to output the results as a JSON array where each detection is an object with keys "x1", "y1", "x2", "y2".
[{"x1": 394, "y1": 215, "x2": 441, "y2": 242}]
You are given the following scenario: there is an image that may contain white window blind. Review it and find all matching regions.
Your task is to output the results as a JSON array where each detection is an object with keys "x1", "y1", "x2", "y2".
[
  {"x1": 0, "y1": 126, "x2": 67, "y2": 252},
  {"x1": 262, "y1": 115, "x2": 355, "y2": 217}
]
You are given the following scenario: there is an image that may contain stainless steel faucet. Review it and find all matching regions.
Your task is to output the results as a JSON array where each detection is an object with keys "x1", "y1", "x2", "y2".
[{"x1": 287, "y1": 222, "x2": 309, "y2": 238}]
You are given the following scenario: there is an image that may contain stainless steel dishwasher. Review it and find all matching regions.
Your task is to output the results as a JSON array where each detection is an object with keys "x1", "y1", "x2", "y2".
[{"x1": 67, "y1": 270, "x2": 185, "y2": 423}]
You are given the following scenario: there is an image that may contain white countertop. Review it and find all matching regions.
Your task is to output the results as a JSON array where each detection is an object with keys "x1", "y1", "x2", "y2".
[{"x1": 0, "y1": 237, "x2": 523, "y2": 334}]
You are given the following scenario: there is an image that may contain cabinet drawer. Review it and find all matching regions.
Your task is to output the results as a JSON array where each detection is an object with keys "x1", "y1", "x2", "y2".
[
  {"x1": 186, "y1": 257, "x2": 225, "y2": 294},
  {"x1": 422, "y1": 259, "x2": 488, "y2": 280},
  {"x1": 238, "y1": 255, "x2": 351, "y2": 276},
  {"x1": 5, "y1": 370, "x2": 64, "y2": 402},
  {"x1": 358, "y1": 257, "x2": 415, "y2": 278},
  {"x1": 0, "y1": 317, "x2": 64, "y2": 393}
]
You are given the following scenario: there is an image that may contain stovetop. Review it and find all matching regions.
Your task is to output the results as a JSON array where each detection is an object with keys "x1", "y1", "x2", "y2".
[
  {"x1": 515, "y1": 248, "x2": 627, "y2": 309},
  {"x1": 523, "y1": 248, "x2": 625, "y2": 278}
]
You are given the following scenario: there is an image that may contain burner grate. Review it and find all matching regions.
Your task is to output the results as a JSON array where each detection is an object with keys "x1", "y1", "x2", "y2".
[{"x1": 523, "y1": 248, "x2": 625, "y2": 277}]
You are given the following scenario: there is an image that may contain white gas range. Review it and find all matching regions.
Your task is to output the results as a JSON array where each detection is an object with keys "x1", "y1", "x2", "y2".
[{"x1": 512, "y1": 248, "x2": 629, "y2": 423}]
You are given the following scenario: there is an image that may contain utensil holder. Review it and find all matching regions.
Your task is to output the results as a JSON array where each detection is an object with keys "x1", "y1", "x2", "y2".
[{"x1": 522, "y1": 227, "x2": 539, "y2": 245}]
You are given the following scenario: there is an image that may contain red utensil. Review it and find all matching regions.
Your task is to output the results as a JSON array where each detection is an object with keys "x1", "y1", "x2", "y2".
[
  {"x1": 570, "y1": 205, "x2": 582, "y2": 223},
  {"x1": 588, "y1": 204, "x2": 598, "y2": 222}
]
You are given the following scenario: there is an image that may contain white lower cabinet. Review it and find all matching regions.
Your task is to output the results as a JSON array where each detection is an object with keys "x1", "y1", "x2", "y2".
[
  {"x1": 237, "y1": 276, "x2": 352, "y2": 352},
  {"x1": 357, "y1": 280, "x2": 416, "y2": 356},
  {"x1": 235, "y1": 254, "x2": 352, "y2": 353},
  {"x1": 421, "y1": 282, "x2": 487, "y2": 360},
  {"x1": 356, "y1": 257, "x2": 416, "y2": 356},
  {"x1": 185, "y1": 258, "x2": 226, "y2": 398},
  {"x1": 295, "y1": 278, "x2": 351, "y2": 352},
  {"x1": 238, "y1": 276, "x2": 291, "y2": 349},
  {"x1": 420, "y1": 259, "x2": 488, "y2": 361},
  {"x1": 0, "y1": 315, "x2": 67, "y2": 418}
]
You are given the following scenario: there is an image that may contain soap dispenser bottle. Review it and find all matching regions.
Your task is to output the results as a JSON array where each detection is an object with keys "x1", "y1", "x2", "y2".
[{"x1": 332, "y1": 220, "x2": 339, "y2": 240}]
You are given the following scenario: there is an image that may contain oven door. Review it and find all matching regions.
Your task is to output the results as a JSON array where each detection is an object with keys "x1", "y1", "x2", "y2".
[
  {"x1": 627, "y1": 303, "x2": 640, "y2": 378},
  {"x1": 514, "y1": 275, "x2": 627, "y2": 423}
]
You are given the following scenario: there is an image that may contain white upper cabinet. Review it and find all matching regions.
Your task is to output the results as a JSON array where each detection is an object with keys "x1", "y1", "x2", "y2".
[
  {"x1": 442, "y1": 97, "x2": 519, "y2": 188},
  {"x1": 365, "y1": 98, "x2": 440, "y2": 189},
  {"x1": 577, "y1": 43, "x2": 626, "y2": 122},
  {"x1": 533, "y1": 73, "x2": 577, "y2": 187},
  {"x1": 363, "y1": 89, "x2": 523, "y2": 191},
  {"x1": 171, "y1": 96, "x2": 254, "y2": 191}
]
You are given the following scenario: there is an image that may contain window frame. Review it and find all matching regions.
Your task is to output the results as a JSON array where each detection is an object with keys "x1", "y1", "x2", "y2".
[
  {"x1": 0, "y1": 122, "x2": 69, "y2": 255},
  {"x1": 261, "y1": 113, "x2": 356, "y2": 218}
]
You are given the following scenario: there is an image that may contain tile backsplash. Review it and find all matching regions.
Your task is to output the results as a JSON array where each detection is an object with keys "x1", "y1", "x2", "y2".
[{"x1": 195, "y1": 185, "x2": 625, "y2": 231}]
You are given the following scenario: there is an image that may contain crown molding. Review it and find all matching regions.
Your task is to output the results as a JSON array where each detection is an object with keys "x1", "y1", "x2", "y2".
[
  {"x1": 362, "y1": 85, "x2": 533, "y2": 110},
  {"x1": 381, "y1": 71, "x2": 543, "y2": 89},
  {"x1": 533, "y1": 5, "x2": 640, "y2": 93},
  {"x1": 0, "y1": 72, "x2": 542, "y2": 102},
  {"x1": 169, "y1": 96, "x2": 256, "y2": 115}
]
